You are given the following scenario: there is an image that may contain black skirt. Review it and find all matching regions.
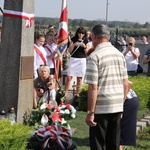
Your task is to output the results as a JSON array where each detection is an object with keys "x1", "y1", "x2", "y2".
[{"x1": 120, "y1": 97, "x2": 139, "y2": 146}]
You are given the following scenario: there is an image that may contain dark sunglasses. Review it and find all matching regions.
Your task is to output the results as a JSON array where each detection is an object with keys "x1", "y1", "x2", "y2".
[
  {"x1": 78, "y1": 32, "x2": 85, "y2": 34},
  {"x1": 40, "y1": 64, "x2": 48, "y2": 67}
]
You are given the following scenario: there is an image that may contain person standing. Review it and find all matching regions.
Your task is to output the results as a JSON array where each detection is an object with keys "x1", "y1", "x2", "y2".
[
  {"x1": 44, "y1": 33, "x2": 58, "y2": 76},
  {"x1": 143, "y1": 48, "x2": 150, "y2": 77},
  {"x1": 122, "y1": 37, "x2": 140, "y2": 76},
  {"x1": 141, "y1": 36, "x2": 149, "y2": 44},
  {"x1": 84, "y1": 24, "x2": 128, "y2": 150},
  {"x1": 34, "y1": 32, "x2": 47, "y2": 79},
  {"x1": 119, "y1": 36, "x2": 127, "y2": 52},
  {"x1": 64, "y1": 26, "x2": 89, "y2": 104}
]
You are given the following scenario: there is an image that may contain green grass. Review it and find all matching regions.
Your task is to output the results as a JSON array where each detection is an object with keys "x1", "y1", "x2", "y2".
[{"x1": 68, "y1": 111, "x2": 90, "y2": 150}]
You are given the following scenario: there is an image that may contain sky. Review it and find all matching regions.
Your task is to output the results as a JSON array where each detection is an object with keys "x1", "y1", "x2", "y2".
[{"x1": 0, "y1": 0, "x2": 150, "y2": 24}]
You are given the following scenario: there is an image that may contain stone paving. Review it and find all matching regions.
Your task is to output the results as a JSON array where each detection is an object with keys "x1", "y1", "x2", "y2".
[{"x1": 136, "y1": 114, "x2": 150, "y2": 134}]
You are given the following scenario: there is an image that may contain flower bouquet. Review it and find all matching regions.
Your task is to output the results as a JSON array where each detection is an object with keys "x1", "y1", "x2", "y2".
[{"x1": 27, "y1": 100, "x2": 77, "y2": 150}]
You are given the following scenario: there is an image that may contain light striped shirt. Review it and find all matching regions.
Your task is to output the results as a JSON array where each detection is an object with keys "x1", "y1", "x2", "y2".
[{"x1": 84, "y1": 42, "x2": 128, "y2": 114}]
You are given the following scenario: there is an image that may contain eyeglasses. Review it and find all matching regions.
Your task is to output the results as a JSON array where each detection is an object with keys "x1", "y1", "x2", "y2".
[
  {"x1": 40, "y1": 64, "x2": 48, "y2": 67},
  {"x1": 78, "y1": 32, "x2": 84, "y2": 34}
]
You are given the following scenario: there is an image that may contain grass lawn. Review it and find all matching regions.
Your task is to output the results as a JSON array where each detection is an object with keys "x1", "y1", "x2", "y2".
[
  {"x1": 68, "y1": 111, "x2": 90, "y2": 150},
  {"x1": 68, "y1": 111, "x2": 150, "y2": 150}
]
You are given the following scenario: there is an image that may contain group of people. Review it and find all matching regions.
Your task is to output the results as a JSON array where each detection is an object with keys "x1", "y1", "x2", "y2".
[
  {"x1": 33, "y1": 25, "x2": 58, "y2": 108},
  {"x1": 33, "y1": 23, "x2": 149, "y2": 150}
]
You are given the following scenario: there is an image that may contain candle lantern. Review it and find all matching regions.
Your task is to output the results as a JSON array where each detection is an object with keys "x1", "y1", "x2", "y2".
[
  {"x1": 0, "y1": 110, "x2": 6, "y2": 120},
  {"x1": 7, "y1": 107, "x2": 16, "y2": 124}
]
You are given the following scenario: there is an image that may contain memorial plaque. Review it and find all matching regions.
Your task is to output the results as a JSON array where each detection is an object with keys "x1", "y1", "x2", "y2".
[{"x1": 21, "y1": 56, "x2": 34, "y2": 79}]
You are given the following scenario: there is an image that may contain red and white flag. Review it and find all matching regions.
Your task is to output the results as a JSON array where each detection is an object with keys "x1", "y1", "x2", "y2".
[
  {"x1": 56, "y1": 0, "x2": 68, "y2": 80},
  {"x1": 57, "y1": 0, "x2": 68, "y2": 56}
]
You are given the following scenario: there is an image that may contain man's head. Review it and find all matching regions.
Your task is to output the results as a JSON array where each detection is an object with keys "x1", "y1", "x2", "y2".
[
  {"x1": 142, "y1": 36, "x2": 148, "y2": 44},
  {"x1": 92, "y1": 24, "x2": 110, "y2": 48}
]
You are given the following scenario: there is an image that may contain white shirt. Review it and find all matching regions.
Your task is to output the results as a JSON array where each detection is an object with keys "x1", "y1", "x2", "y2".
[
  {"x1": 122, "y1": 48, "x2": 140, "y2": 71},
  {"x1": 34, "y1": 44, "x2": 47, "y2": 78},
  {"x1": 44, "y1": 43, "x2": 57, "y2": 68}
]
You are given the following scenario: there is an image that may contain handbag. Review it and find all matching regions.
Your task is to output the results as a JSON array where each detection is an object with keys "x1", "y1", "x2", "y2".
[{"x1": 137, "y1": 64, "x2": 143, "y2": 73}]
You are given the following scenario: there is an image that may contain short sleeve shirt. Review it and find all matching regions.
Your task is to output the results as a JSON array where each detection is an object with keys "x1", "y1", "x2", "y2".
[
  {"x1": 84, "y1": 42, "x2": 128, "y2": 114},
  {"x1": 122, "y1": 48, "x2": 140, "y2": 71}
]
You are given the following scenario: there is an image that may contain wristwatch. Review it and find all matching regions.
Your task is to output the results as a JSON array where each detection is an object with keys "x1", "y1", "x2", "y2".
[{"x1": 87, "y1": 110, "x2": 94, "y2": 115}]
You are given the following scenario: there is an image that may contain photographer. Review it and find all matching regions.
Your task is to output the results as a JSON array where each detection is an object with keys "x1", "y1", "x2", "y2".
[
  {"x1": 33, "y1": 65, "x2": 56, "y2": 109},
  {"x1": 122, "y1": 37, "x2": 140, "y2": 76}
]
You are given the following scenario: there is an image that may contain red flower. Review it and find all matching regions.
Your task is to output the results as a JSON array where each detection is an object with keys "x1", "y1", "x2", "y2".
[
  {"x1": 51, "y1": 112, "x2": 60, "y2": 122},
  {"x1": 66, "y1": 104, "x2": 71, "y2": 110},
  {"x1": 47, "y1": 104, "x2": 51, "y2": 109},
  {"x1": 59, "y1": 102, "x2": 65, "y2": 107},
  {"x1": 52, "y1": 106, "x2": 60, "y2": 112}
]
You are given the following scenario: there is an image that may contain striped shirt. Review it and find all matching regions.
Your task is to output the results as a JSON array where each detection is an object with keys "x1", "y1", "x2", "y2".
[{"x1": 84, "y1": 42, "x2": 128, "y2": 114}]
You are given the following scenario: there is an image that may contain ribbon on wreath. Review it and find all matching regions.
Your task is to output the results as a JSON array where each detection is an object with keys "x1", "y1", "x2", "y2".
[
  {"x1": 37, "y1": 125, "x2": 72, "y2": 150},
  {"x1": 3, "y1": 9, "x2": 34, "y2": 28}
]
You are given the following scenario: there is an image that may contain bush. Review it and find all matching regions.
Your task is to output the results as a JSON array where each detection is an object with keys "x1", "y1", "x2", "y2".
[
  {"x1": 0, "y1": 119, "x2": 32, "y2": 150},
  {"x1": 128, "y1": 76, "x2": 150, "y2": 110},
  {"x1": 78, "y1": 76, "x2": 150, "y2": 111}
]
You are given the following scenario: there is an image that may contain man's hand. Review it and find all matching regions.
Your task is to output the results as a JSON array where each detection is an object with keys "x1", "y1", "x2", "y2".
[{"x1": 85, "y1": 114, "x2": 97, "y2": 127}]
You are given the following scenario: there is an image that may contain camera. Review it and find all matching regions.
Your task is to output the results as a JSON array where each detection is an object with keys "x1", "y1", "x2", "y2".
[
  {"x1": 37, "y1": 83, "x2": 47, "y2": 92},
  {"x1": 129, "y1": 43, "x2": 133, "y2": 46}
]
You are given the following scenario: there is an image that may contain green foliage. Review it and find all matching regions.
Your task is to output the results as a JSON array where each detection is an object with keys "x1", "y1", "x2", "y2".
[
  {"x1": 0, "y1": 119, "x2": 32, "y2": 150},
  {"x1": 77, "y1": 84, "x2": 88, "y2": 111},
  {"x1": 128, "y1": 76, "x2": 150, "y2": 110}
]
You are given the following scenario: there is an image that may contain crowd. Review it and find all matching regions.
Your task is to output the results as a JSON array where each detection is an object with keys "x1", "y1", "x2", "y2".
[{"x1": 33, "y1": 23, "x2": 150, "y2": 150}]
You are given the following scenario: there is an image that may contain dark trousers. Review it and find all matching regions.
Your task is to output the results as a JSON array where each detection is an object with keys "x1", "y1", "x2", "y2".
[
  {"x1": 127, "y1": 71, "x2": 137, "y2": 77},
  {"x1": 89, "y1": 113, "x2": 121, "y2": 150}
]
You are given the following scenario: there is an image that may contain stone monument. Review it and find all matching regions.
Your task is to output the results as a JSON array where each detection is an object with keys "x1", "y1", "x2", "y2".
[{"x1": 0, "y1": 0, "x2": 34, "y2": 123}]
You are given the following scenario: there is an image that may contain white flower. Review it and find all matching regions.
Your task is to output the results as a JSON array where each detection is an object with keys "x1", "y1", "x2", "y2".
[
  {"x1": 40, "y1": 103, "x2": 47, "y2": 110},
  {"x1": 71, "y1": 108, "x2": 76, "y2": 114},
  {"x1": 70, "y1": 105, "x2": 74, "y2": 110},
  {"x1": 64, "y1": 109, "x2": 70, "y2": 114},
  {"x1": 41, "y1": 114, "x2": 48, "y2": 126},
  {"x1": 61, "y1": 118, "x2": 67, "y2": 124},
  {"x1": 59, "y1": 110, "x2": 65, "y2": 114},
  {"x1": 71, "y1": 113, "x2": 76, "y2": 119}
]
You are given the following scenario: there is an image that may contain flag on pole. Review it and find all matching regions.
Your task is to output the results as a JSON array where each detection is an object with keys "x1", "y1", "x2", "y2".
[
  {"x1": 57, "y1": 0, "x2": 68, "y2": 56},
  {"x1": 55, "y1": 0, "x2": 68, "y2": 81}
]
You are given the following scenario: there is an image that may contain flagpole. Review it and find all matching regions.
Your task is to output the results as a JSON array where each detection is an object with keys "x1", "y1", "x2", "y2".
[{"x1": 55, "y1": 0, "x2": 68, "y2": 88}]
